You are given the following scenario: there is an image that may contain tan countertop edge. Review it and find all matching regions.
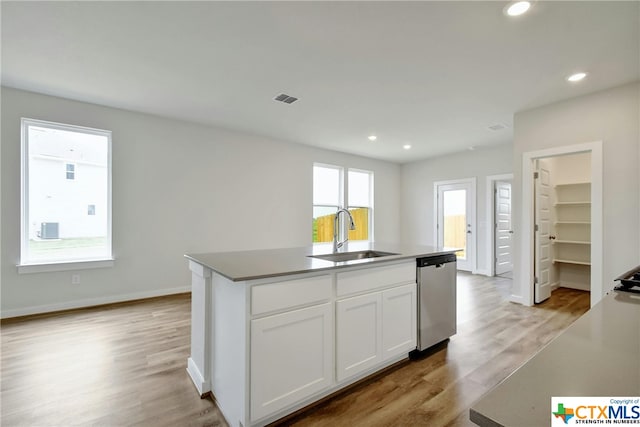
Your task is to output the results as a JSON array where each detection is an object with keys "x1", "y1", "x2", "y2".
[
  {"x1": 185, "y1": 242, "x2": 457, "y2": 282},
  {"x1": 469, "y1": 290, "x2": 640, "y2": 427}
]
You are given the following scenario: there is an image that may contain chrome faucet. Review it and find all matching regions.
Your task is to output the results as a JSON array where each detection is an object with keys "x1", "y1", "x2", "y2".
[{"x1": 333, "y1": 208, "x2": 356, "y2": 253}]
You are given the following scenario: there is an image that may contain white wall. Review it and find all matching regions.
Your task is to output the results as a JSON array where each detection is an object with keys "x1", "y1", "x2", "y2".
[
  {"x1": 1, "y1": 87, "x2": 401, "y2": 317},
  {"x1": 400, "y1": 143, "x2": 513, "y2": 274},
  {"x1": 550, "y1": 152, "x2": 591, "y2": 185},
  {"x1": 512, "y1": 82, "x2": 640, "y2": 304}
]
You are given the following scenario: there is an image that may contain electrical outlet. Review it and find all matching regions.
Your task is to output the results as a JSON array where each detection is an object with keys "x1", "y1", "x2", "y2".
[{"x1": 71, "y1": 274, "x2": 80, "y2": 285}]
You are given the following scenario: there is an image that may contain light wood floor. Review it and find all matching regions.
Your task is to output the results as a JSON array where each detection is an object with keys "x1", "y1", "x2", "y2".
[{"x1": 1, "y1": 273, "x2": 589, "y2": 427}]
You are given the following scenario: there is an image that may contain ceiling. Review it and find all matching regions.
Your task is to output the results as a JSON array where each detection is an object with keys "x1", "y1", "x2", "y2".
[{"x1": 2, "y1": 1, "x2": 639, "y2": 164}]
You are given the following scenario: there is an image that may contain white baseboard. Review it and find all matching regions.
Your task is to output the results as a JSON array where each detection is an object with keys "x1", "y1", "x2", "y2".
[
  {"x1": 474, "y1": 268, "x2": 491, "y2": 277},
  {"x1": 187, "y1": 357, "x2": 210, "y2": 397},
  {"x1": 0, "y1": 286, "x2": 190, "y2": 319},
  {"x1": 509, "y1": 294, "x2": 525, "y2": 305},
  {"x1": 559, "y1": 281, "x2": 591, "y2": 292}
]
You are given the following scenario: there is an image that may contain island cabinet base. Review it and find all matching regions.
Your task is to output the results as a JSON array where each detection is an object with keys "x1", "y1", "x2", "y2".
[
  {"x1": 187, "y1": 259, "x2": 417, "y2": 427},
  {"x1": 250, "y1": 302, "x2": 333, "y2": 421}
]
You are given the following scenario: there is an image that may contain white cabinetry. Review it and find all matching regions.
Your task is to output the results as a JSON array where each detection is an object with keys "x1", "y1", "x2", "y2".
[
  {"x1": 382, "y1": 284, "x2": 417, "y2": 360},
  {"x1": 336, "y1": 262, "x2": 417, "y2": 382},
  {"x1": 188, "y1": 257, "x2": 425, "y2": 427},
  {"x1": 553, "y1": 182, "x2": 591, "y2": 290},
  {"x1": 251, "y1": 303, "x2": 332, "y2": 421},
  {"x1": 336, "y1": 292, "x2": 382, "y2": 382},
  {"x1": 250, "y1": 274, "x2": 332, "y2": 423}
]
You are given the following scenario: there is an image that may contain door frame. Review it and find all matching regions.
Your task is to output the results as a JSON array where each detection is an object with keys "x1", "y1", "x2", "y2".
[
  {"x1": 520, "y1": 141, "x2": 603, "y2": 308},
  {"x1": 434, "y1": 177, "x2": 477, "y2": 273},
  {"x1": 486, "y1": 173, "x2": 514, "y2": 277}
]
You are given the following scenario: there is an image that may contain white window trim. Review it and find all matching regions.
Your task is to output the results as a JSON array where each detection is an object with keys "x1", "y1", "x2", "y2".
[
  {"x1": 313, "y1": 163, "x2": 374, "y2": 244},
  {"x1": 18, "y1": 259, "x2": 115, "y2": 274},
  {"x1": 19, "y1": 118, "x2": 113, "y2": 271},
  {"x1": 313, "y1": 163, "x2": 344, "y2": 243},
  {"x1": 347, "y1": 167, "x2": 374, "y2": 242}
]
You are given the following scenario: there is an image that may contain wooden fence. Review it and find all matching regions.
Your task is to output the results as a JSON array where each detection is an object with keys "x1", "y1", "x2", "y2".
[
  {"x1": 314, "y1": 208, "x2": 369, "y2": 242},
  {"x1": 444, "y1": 214, "x2": 466, "y2": 258},
  {"x1": 314, "y1": 210, "x2": 465, "y2": 257}
]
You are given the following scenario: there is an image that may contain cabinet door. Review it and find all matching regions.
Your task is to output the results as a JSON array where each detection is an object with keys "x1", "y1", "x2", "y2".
[
  {"x1": 382, "y1": 283, "x2": 417, "y2": 360},
  {"x1": 336, "y1": 292, "x2": 382, "y2": 382},
  {"x1": 251, "y1": 303, "x2": 332, "y2": 422}
]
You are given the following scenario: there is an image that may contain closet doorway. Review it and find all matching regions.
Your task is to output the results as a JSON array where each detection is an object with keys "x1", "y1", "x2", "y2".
[{"x1": 521, "y1": 142, "x2": 603, "y2": 308}]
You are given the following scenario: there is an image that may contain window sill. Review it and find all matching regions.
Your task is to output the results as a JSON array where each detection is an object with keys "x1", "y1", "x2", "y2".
[{"x1": 17, "y1": 258, "x2": 115, "y2": 274}]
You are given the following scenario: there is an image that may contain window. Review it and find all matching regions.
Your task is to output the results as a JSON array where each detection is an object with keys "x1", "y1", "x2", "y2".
[
  {"x1": 65, "y1": 163, "x2": 75, "y2": 180},
  {"x1": 313, "y1": 164, "x2": 342, "y2": 243},
  {"x1": 347, "y1": 169, "x2": 373, "y2": 241},
  {"x1": 312, "y1": 164, "x2": 373, "y2": 243},
  {"x1": 21, "y1": 118, "x2": 112, "y2": 267}
]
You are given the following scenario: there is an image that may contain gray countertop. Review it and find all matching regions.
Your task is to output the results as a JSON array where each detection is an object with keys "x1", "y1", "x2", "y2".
[
  {"x1": 185, "y1": 242, "x2": 456, "y2": 282},
  {"x1": 470, "y1": 290, "x2": 640, "y2": 427}
]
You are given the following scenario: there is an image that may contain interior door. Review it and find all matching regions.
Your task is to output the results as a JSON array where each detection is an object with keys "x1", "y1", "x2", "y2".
[
  {"x1": 534, "y1": 165, "x2": 552, "y2": 303},
  {"x1": 437, "y1": 180, "x2": 474, "y2": 272},
  {"x1": 495, "y1": 181, "x2": 513, "y2": 275}
]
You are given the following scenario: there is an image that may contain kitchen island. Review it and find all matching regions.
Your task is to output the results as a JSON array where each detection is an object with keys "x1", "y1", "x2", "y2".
[
  {"x1": 470, "y1": 290, "x2": 640, "y2": 426},
  {"x1": 185, "y1": 242, "x2": 456, "y2": 427}
]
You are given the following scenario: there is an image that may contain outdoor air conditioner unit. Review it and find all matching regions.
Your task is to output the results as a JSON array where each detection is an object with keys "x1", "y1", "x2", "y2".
[{"x1": 40, "y1": 222, "x2": 59, "y2": 239}]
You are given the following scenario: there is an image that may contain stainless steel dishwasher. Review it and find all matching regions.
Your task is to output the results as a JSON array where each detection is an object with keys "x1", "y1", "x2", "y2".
[{"x1": 416, "y1": 253, "x2": 457, "y2": 351}]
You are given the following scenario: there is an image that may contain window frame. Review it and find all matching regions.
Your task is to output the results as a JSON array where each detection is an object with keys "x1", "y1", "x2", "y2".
[
  {"x1": 312, "y1": 163, "x2": 374, "y2": 244},
  {"x1": 347, "y1": 168, "x2": 374, "y2": 242},
  {"x1": 312, "y1": 163, "x2": 343, "y2": 243},
  {"x1": 65, "y1": 163, "x2": 76, "y2": 180},
  {"x1": 19, "y1": 118, "x2": 114, "y2": 273}
]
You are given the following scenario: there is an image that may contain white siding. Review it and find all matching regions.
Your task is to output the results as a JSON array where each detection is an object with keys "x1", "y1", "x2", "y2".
[{"x1": 29, "y1": 158, "x2": 108, "y2": 239}]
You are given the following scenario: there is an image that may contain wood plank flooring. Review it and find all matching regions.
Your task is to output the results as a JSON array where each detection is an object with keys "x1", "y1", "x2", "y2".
[
  {"x1": 1, "y1": 295, "x2": 226, "y2": 427},
  {"x1": 1, "y1": 273, "x2": 589, "y2": 427}
]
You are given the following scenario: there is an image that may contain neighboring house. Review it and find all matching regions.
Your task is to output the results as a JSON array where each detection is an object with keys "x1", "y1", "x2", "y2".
[{"x1": 29, "y1": 155, "x2": 107, "y2": 241}]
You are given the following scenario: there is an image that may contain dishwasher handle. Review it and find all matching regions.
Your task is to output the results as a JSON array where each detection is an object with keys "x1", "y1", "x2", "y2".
[{"x1": 417, "y1": 253, "x2": 457, "y2": 268}]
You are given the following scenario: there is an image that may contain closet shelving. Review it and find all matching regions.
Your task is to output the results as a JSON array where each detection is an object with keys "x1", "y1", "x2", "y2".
[{"x1": 552, "y1": 182, "x2": 591, "y2": 266}]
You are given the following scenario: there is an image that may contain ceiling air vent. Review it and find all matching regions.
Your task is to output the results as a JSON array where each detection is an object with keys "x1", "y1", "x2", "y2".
[
  {"x1": 488, "y1": 124, "x2": 507, "y2": 131},
  {"x1": 274, "y1": 93, "x2": 298, "y2": 104}
]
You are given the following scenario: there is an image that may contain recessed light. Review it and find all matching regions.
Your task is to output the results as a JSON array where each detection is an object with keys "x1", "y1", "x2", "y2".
[
  {"x1": 505, "y1": 1, "x2": 531, "y2": 16},
  {"x1": 368, "y1": 135, "x2": 377, "y2": 141},
  {"x1": 567, "y1": 72, "x2": 587, "y2": 82},
  {"x1": 403, "y1": 144, "x2": 412, "y2": 150}
]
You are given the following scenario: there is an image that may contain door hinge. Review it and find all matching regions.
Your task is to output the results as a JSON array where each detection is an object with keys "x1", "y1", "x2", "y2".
[
  {"x1": 534, "y1": 224, "x2": 539, "y2": 232},
  {"x1": 534, "y1": 276, "x2": 539, "y2": 284},
  {"x1": 534, "y1": 171, "x2": 539, "y2": 179}
]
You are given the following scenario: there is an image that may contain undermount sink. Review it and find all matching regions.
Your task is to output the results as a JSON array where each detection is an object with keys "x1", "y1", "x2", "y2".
[{"x1": 309, "y1": 250, "x2": 399, "y2": 263}]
